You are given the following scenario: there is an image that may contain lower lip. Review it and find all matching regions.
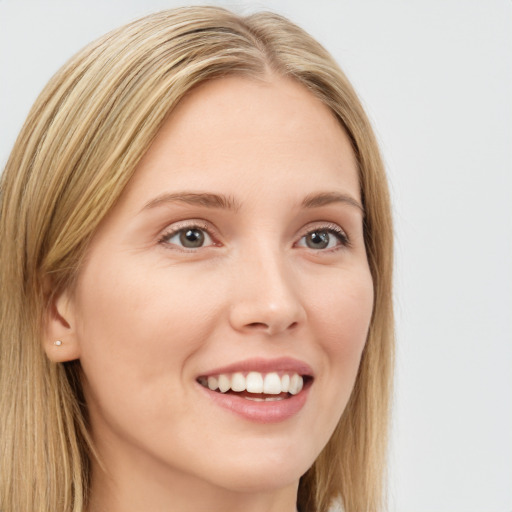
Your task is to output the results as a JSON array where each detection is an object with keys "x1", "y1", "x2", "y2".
[{"x1": 197, "y1": 382, "x2": 311, "y2": 424}]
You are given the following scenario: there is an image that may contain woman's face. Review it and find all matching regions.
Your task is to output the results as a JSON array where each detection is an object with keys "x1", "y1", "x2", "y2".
[{"x1": 61, "y1": 76, "x2": 373, "y2": 497}]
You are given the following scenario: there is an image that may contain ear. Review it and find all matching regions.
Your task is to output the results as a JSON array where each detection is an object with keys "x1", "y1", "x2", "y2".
[{"x1": 43, "y1": 288, "x2": 81, "y2": 363}]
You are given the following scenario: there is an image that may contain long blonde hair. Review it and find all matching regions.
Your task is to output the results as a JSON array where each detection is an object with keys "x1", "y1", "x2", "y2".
[{"x1": 0, "y1": 6, "x2": 394, "y2": 512}]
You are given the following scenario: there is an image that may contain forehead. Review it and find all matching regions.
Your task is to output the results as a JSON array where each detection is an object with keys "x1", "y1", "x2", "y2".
[{"x1": 121, "y1": 75, "x2": 359, "y2": 210}]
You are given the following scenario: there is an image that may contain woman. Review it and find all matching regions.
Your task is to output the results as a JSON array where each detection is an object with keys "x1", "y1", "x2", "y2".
[{"x1": 0, "y1": 6, "x2": 394, "y2": 512}]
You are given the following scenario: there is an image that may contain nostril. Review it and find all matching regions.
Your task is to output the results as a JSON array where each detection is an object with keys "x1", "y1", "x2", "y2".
[
  {"x1": 246, "y1": 320, "x2": 299, "y2": 333},
  {"x1": 247, "y1": 322, "x2": 269, "y2": 330}
]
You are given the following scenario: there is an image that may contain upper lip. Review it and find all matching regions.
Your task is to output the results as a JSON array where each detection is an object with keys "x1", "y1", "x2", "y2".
[{"x1": 197, "y1": 357, "x2": 314, "y2": 378}]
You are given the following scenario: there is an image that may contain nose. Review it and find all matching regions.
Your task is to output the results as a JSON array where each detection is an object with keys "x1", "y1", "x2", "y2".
[{"x1": 228, "y1": 248, "x2": 306, "y2": 336}]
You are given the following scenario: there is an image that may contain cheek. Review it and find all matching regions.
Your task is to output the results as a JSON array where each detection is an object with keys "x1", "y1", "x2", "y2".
[
  {"x1": 76, "y1": 256, "x2": 219, "y2": 349},
  {"x1": 309, "y1": 266, "x2": 373, "y2": 415},
  {"x1": 313, "y1": 265, "x2": 373, "y2": 352},
  {"x1": 72, "y1": 256, "x2": 223, "y2": 415}
]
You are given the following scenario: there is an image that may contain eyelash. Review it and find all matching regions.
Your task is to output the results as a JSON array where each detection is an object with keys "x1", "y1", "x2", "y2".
[
  {"x1": 157, "y1": 221, "x2": 350, "y2": 252},
  {"x1": 158, "y1": 221, "x2": 217, "y2": 252},
  {"x1": 302, "y1": 223, "x2": 351, "y2": 250}
]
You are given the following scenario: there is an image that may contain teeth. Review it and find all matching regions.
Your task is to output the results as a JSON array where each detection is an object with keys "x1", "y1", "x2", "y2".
[
  {"x1": 207, "y1": 376, "x2": 218, "y2": 391},
  {"x1": 263, "y1": 373, "x2": 282, "y2": 394},
  {"x1": 289, "y1": 373, "x2": 303, "y2": 395},
  {"x1": 231, "y1": 372, "x2": 246, "y2": 392},
  {"x1": 201, "y1": 371, "x2": 304, "y2": 396},
  {"x1": 218, "y1": 374, "x2": 230, "y2": 393},
  {"x1": 281, "y1": 374, "x2": 290, "y2": 393},
  {"x1": 246, "y1": 372, "x2": 264, "y2": 393},
  {"x1": 245, "y1": 396, "x2": 285, "y2": 402}
]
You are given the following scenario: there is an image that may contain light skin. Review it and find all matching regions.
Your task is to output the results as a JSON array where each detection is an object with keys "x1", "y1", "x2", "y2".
[{"x1": 45, "y1": 75, "x2": 374, "y2": 512}]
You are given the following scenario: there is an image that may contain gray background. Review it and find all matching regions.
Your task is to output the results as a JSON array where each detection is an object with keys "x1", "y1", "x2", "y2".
[{"x1": 1, "y1": 1, "x2": 511, "y2": 511}]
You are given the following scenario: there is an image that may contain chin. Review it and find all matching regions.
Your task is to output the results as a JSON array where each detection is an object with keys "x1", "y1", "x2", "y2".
[{"x1": 195, "y1": 447, "x2": 315, "y2": 493}]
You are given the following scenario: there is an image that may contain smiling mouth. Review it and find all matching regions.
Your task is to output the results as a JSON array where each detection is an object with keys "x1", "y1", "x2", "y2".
[{"x1": 197, "y1": 371, "x2": 312, "y2": 401}]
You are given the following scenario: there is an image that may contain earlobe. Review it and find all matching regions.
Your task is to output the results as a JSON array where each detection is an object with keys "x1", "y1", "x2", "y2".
[{"x1": 43, "y1": 289, "x2": 81, "y2": 363}]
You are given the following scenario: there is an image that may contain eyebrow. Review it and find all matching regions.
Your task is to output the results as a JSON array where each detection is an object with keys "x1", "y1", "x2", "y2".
[
  {"x1": 141, "y1": 190, "x2": 364, "y2": 215},
  {"x1": 141, "y1": 192, "x2": 241, "y2": 212},
  {"x1": 301, "y1": 191, "x2": 364, "y2": 214}
]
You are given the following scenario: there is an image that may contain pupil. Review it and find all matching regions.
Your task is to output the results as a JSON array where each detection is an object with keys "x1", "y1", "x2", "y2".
[
  {"x1": 180, "y1": 229, "x2": 204, "y2": 248},
  {"x1": 307, "y1": 231, "x2": 329, "y2": 249}
]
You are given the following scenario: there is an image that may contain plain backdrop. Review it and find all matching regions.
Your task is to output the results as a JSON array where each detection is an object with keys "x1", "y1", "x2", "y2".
[{"x1": 1, "y1": 1, "x2": 511, "y2": 511}]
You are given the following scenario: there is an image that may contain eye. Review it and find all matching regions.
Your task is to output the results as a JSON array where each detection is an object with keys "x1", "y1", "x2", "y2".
[
  {"x1": 296, "y1": 226, "x2": 349, "y2": 250},
  {"x1": 159, "y1": 225, "x2": 215, "y2": 249}
]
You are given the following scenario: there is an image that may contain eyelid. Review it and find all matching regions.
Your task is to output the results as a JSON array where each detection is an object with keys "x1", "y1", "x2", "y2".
[
  {"x1": 295, "y1": 222, "x2": 350, "y2": 249},
  {"x1": 158, "y1": 219, "x2": 220, "y2": 250},
  {"x1": 156, "y1": 219, "x2": 350, "y2": 252}
]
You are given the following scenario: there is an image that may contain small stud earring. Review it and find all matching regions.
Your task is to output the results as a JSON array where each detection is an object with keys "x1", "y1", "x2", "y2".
[{"x1": 54, "y1": 340, "x2": 63, "y2": 346}]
